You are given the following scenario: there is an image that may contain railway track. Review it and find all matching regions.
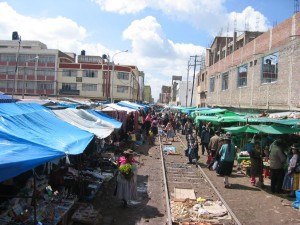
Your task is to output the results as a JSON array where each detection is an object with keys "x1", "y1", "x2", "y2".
[{"x1": 158, "y1": 132, "x2": 242, "y2": 225}]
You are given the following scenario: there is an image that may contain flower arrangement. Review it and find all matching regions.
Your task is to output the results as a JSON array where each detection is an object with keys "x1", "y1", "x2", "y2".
[{"x1": 119, "y1": 163, "x2": 133, "y2": 180}]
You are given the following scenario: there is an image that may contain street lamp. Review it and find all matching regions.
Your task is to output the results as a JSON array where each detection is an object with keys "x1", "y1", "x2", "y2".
[
  {"x1": 22, "y1": 56, "x2": 39, "y2": 99},
  {"x1": 111, "y1": 50, "x2": 128, "y2": 103}
]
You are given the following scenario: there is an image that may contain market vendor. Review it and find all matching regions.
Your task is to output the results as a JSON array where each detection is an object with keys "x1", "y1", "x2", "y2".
[
  {"x1": 282, "y1": 144, "x2": 300, "y2": 197},
  {"x1": 115, "y1": 149, "x2": 139, "y2": 207},
  {"x1": 250, "y1": 142, "x2": 264, "y2": 187}
]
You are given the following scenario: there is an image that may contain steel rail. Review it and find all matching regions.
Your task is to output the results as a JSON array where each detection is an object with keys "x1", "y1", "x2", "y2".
[
  {"x1": 158, "y1": 135, "x2": 173, "y2": 225},
  {"x1": 179, "y1": 135, "x2": 243, "y2": 225}
]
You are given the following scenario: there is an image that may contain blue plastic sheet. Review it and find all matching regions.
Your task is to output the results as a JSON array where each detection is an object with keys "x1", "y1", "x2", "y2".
[
  {"x1": 0, "y1": 103, "x2": 94, "y2": 182},
  {"x1": 86, "y1": 110, "x2": 122, "y2": 129}
]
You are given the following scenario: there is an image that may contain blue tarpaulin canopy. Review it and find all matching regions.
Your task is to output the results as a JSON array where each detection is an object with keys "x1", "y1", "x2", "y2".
[
  {"x1": 86, "y1": 109, "x2": 122, "y2": 129},
  {"x1": 117, "y1": 101, "x2": 144, "y2": 110},
  {"x1": 0, "y1": 93, "x2": 18, "y2": 103},
  {"x1": 0, "y1": 103, "x2": 94, "y2": 182}
]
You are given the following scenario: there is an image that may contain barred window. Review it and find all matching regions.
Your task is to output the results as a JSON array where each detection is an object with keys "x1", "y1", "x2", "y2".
[
  {"x1": 262, "y1": 52, "x2": 278, "y2": 83},
  {"x1": 222, "y1": 72, "x2": 229, "y2": 90},
  {"x1": 209, "y1": 76, "x2": 215, "y2": 92},
  {"x1": 237, "y1": 64, "x2": 247, "y2": 87}
]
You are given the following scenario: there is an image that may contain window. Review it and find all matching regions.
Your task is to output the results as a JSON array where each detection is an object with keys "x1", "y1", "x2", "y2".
[
  {"x1": 83, "y1": 70, "x2": 98, "y2": 78},
  {"x1": 117, "y1": 72, "x2": 129, "y2": 80},
  {"x1": 209, "y1": 76, "x2": 215, "y2": 92},
  {"x1": 221, "y1": 72, "x2": 229, "y2": 90},
  {"x1": 82, "y1": 84, "x2": 97, "y2": 91},
  {"x1": 237, "y1": 64, "x2": 247, "y2": 87},
  {"x1": 62, "y1": 69, "x2": 77, "y2": 77},
  {"x1": 0, "y1": 66, "x2": 15, "y2": 75},
  {"x1": 0, "y1": 81, "x2": 7, "y2": 88},
  {"x1": 37, "y1": 68, "x2": 55, "y2": 76},
  {"x1": 37, "y1": 83, "x2": 54, "y2": 90},
  {"x1": 62, "y1": 83, "x2": 77, "y2": 90},
  {"x1": 38, "y1": 55, "x2": 55, "y2": 63},
  {"x1": 262, "y1": 52, "x2": 278, "y2": 83},
  {"x1": 0, "y1": 54, "x2": 15, "y2": 62},
  {"x1": 117, "y1": 85, "x2": 129, "y2": 93},
  {"x1": 201, "y1": 73, "x2": 205, "y2": 82}
]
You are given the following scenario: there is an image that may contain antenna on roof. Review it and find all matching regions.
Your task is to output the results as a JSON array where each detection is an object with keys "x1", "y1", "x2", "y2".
[
  {"x1": 255, "y1": 14, "x2": 260, "y2": 31},
  {"x1": 244, "y1": 13, "x2": 249, "y2": 31},
  {"x1": 233, "y1": 13, "x2": 237, "y2": 32},
  {"x1": 295, "y1": 0, "x2": 299, "y2": 13}
]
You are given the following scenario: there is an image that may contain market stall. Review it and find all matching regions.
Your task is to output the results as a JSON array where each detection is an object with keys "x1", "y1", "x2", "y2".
[{"x1": 0, "y1": 103, "x2": 117, "y2": 225}]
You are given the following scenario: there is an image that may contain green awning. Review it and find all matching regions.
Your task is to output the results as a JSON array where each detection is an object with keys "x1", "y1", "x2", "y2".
[
  {"x1": 223, "y1": 124, "x2": 300, "y2": 135},
  {"x1": 198, "y1": 108, "x2": 227, "y2": 115},
  {"x1": 195, "y1": 115, "x2": 221, "y2": 124},
  {"x1": 252, "y1": 124, "x2": 300, "y2": 134},
  {"x1": 223, "y1": 125, "x2": 259, "y2": 134},
  {"x1": 218, "y1": 116, "x2": 247, "y2": 123}
]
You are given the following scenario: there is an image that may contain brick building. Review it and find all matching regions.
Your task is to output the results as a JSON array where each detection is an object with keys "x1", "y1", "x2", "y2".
[{"x1": 197, "y1": 12, "x2": 300, "y2": 111}]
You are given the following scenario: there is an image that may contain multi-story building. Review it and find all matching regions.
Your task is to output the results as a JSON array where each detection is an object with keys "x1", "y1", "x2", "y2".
[
  {"x1": 177, "y1": 80, "x2": 197, "y2": 107},
  {"x1": 0, "y1": 34, "x2": 73, "y2": 98},
  {"x1": 197, "y1": 12, "x2": 300, "y2": 111},
  {"x1": 0, "y1": 33, "x2": 141, "y2": 102},
  {"x1": 143, "y1": 85, "x2": 152, "y2": 103},
  {"x1": 58, "y1": 51, "x2": 141, "y2": 102},
  {"x1": 159, "y1": 85, "x2": 171, "y2": 104}
]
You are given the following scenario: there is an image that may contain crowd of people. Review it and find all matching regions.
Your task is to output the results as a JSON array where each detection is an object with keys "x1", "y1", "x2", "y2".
[{"x1": 107, "y1": 107, "x2": 300, "y2": 207}]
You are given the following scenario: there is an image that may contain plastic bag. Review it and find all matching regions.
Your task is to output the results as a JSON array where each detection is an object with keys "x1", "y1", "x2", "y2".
[{"x1": 212, "y1": 160, "x2": 219, "y2": 170}]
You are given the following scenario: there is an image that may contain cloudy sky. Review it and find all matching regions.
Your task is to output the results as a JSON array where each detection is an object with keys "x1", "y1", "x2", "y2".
[{"x1": 0, "y1": 0, "x2": 294, "y2": 101}]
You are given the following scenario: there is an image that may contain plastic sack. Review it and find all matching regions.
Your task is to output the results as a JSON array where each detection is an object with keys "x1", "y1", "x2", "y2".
[{"x1": 212, "y1": 160, "x2": 219, "y2": 171}]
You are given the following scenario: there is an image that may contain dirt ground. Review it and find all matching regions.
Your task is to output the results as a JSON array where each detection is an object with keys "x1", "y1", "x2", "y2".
[{"x1": 90, "y1": 133, "x2": 300, "y2": 225}]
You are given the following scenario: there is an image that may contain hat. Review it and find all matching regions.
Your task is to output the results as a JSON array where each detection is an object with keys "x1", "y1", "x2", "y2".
[
  {"x1": 224, "y1": 132, "x2": 232, "y2": 140},
  {"x1": 123, "y1": 149, "x2": 135, "y2": 155},
  {"x1": 291, "y1": 144, "x2": 300, "y2": 149}
]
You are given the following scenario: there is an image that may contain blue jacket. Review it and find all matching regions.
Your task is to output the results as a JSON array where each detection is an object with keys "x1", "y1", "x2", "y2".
[{"x1": 219, "y1": 143, "x2": 236, "y2": 162}]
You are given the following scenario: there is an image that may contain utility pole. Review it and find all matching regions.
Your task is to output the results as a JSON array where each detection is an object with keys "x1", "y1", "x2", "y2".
[
  {"x1": 185, "y1": 60, "x2": 193, "y2": 107},
  {"x1": 189, "y1": 55, "x2": 202, "y2": 107}
]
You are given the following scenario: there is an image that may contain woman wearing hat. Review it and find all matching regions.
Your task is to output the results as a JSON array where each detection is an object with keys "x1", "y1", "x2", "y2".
[
  {"x1": 216, "y1": 135, "x2": 237, "y2": 188},
  {"x1": 282, "y1": 143, "x2": 300, "y2": 197},
  {"x1": 115, "y1": 149, "x2": 138, "y2": 207}
]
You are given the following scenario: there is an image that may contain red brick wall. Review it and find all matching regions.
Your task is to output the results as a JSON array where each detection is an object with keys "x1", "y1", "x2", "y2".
[{"x1": 205, "y1": 13, "x2": 300, "y2": 110}]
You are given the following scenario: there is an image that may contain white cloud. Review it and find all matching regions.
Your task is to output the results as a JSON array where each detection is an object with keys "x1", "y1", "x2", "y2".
[
  {"x1": 227, "y1": 6, "x2": 270, "y2": 34},
  {"x1": 92, "y1": 0, "x2": 270, "y2": 36},
  {"x1": 92, "y1": 0, "x2": 148, "y2": 14},
  {"x1": 0, "y1": 2, "x2": 272, "y2": 101},
  {"x1": 121, "y1": 16, "x2": 205, "y2": 101},
  {"x1": 0, "y1": 2, "x2": 87, "y2": 52}
]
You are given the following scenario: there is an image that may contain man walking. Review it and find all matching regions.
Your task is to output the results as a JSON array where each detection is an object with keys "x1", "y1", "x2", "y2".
[{"x1": 201, "y1": 126, "x2": 210, "y2": 155}]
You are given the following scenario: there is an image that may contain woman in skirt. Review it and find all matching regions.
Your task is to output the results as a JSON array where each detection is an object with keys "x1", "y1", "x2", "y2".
[
  {"x1": 282, "y1": 144, "x2": 300, "y2": 197},
  {"x1": 217, "y1": 136, "x2": 237, "y2": 188}
]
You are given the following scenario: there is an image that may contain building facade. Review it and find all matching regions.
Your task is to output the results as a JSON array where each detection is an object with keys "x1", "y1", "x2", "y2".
[
  {"x1": 197, "y1": 12, "x2": 300, "y2": 111},
  {"x1": 143, "y1": 85, "x2": 152, "y2": 103},
  {"x1": 0, "y1": 39, "x2": 73, "y2": 98},
  {"x1": 159, "y1": 85, "x2": 171, "y2": 104},
  {"x1": 0, "y1": 35, "x2": 140, "y2": 102},
  {"x1": 177, "y1": 81, "x2": 197, "y2": 107}
]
